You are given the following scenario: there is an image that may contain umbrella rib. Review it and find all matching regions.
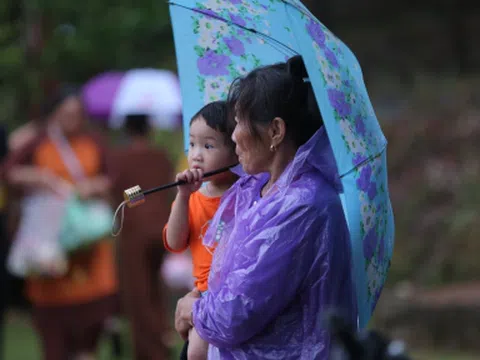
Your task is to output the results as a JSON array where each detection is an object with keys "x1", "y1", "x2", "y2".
[
  {"x1": 339, "y1": 145, "x2": 387, "y2": 179},
  {"x1": 281, "y1": 0, "x2": 316, "y2": 19},
  {"x1": 169, "y1": 1, "x2": 298, "y2": 56}
]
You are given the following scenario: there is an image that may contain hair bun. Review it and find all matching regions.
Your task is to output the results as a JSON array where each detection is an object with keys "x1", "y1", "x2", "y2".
[{"x1": 286, "y1": 55, "x2": 308, "y2": 81}]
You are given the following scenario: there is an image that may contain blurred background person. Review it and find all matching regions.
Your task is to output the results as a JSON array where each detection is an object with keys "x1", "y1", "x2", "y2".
[
  {"x1": 109, "y1": 113, "x2": 175, "y2": 360},
  {"x1": 2, "y1": 86, "x2": 118, "y2": 360}
]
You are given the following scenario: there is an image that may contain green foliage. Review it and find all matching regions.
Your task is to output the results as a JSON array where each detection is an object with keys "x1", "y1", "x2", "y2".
[
  {"x1": 0, "y1": 0, "x2": 177, "y2": 128},
  {"x1": 39, "y1": 0, "x2": 176, "y2": 80}
]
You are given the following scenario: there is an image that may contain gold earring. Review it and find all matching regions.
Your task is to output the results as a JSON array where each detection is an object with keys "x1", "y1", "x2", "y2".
[{"x1": 270, "y1": 144, "x2": 276, "y2": 152}]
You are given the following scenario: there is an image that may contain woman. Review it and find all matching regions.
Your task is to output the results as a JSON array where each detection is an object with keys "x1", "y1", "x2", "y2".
[
  {"x1": 2, "y1": 86, "x2": 118, "y2": 360},
  {"x1": 175, "y1": 56, "x2": 357, "y2": 359}
]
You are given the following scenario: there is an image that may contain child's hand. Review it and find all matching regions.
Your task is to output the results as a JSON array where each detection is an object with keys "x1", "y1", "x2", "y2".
[{"x1": 176, "y1": 168, "x2": 204, "y2": 197}]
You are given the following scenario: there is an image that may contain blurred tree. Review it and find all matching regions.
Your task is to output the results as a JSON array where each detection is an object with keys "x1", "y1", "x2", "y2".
[
  {"x1": 39, "y1": 0, "x2": 176, "y2": 82},
  {"x1": 0, "y1": 2, "x2": 24, "y2": 128},
  {"x1": 1, "y1": 0, "x2": 177, "y2": 128},
  {"x1": 1, "y1": 0, "x2": 479, "y2": 129}
]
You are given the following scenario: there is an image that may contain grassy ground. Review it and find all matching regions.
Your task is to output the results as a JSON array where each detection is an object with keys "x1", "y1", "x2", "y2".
[
  {"x1": 3, "y1": 311, "x2": 479, "y2": 360},
  {"x1": 3, "y1": 311, "x2": 182, "y2": 360}
]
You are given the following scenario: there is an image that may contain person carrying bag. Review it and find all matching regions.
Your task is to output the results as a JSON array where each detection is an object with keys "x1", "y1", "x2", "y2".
[{"x1": 2, "y1": 86, "x2": 118, "y2": 360}]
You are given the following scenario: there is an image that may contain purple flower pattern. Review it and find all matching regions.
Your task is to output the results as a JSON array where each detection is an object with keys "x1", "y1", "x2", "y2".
[
  {"x1": 324, "y1": 48, "x2": 339, "y2": 68},
  {"x1": 197, "y1": 8, "x2": 216, "y2": 18},
  {"x1": 303, "y1": 13, "x2": 391, "y2": 316},
  {"x1": 367, "y1": 182, "x2": 377, "y2": 200},
  {"x1": 356, "y1": 165, "x2": 372, "y2": 192},
  {"x1": 229, "y1": 13, "x2": 246, "y2": 27},
  {"x1": 353, "y1": 153, "x2": 366, "y2": 166},
  {"x1": 224, "y1": 36, "x2": 245, "y2": 56},
  {"x1": 306, "y1": 19, "x2": 325, "y2": 47},
  {"x1": 328, "y1": 89, "x2": 351, "y2": 117},
  {"x1": 197, "y1": 50, "x2": 231, "y2": 76},
  {"x1": 192, "y1": 0, "x2": 279, "y2": 102},
  {"x1": 355, "y1": 115, "x2": 366, "y2": 136},
  {"x1": 363, "y1": 227, "x2": 377, "y2": 259}
]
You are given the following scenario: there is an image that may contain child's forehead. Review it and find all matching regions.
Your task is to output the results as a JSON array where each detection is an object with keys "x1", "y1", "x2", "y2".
[{"x1": 190, "y1": 118, "x2": 223, "y2": 139}]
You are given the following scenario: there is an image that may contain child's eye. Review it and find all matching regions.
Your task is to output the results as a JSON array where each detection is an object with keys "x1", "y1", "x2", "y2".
[
  {"x1": 205, "y1": 144, "x2": 214, "y2": 149},
  {"x1": 189, "y1": 142, "x2": 194, "y2": 148}
]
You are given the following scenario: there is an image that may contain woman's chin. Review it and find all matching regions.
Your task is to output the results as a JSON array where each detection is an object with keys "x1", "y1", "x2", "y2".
[{"x1": 239, "y1": 163, "x2": 255, "y2": 175}]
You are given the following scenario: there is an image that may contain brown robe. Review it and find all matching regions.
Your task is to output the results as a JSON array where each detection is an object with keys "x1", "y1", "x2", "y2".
[{"x1": 108, "y1": 142, "x2": 175, "y2": 360}]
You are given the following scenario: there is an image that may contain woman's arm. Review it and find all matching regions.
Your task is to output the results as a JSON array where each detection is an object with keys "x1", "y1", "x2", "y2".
[
  {"x1": 7, "y1": 165, "x2": 72, "y2": 197},
  {"x1": 192, "y1": 200, "x2": 345, "y2": 348},
  {"x1": 76, "y1": 175, "x2": 111, "y2": 199}
]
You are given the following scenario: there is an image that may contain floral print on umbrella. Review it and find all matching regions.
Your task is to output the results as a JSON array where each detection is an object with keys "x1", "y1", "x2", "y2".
[
  {"x1": 303, "y1": 14, "x2": 392, "y2": 310},
  {"x1": 191, "y1": 0, "x2": 295, "y2": 103}
]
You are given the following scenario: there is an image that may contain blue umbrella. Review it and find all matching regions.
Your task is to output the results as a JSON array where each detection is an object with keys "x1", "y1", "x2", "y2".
[{"x1": 169, "y1": 0, "x2": 394, "y2": 328}]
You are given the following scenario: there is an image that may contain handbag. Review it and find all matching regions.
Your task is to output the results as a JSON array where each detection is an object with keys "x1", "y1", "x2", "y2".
[
  {"x1": 49, "y1": 126, "x2": 114, "y2": 252},
  {"x1": 7, "y1": 192, "x2": 69, "y2": 277},
  {"x1": 59, "y1": 193, "x2": 114, "y2": 252}
]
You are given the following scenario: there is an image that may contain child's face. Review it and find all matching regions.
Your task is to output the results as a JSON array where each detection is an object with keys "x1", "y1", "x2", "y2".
[{"x1": 188, "y1": 116, "x2": 237, "y2": 175}]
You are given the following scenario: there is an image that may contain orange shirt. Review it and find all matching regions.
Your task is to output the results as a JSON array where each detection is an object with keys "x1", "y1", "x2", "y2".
[
  {"x1": 26, "y1": 134, "x2": 117, "y2": 306},
  {"x1": 163, "y1": 191, "x2": 220, "y2": 292}
]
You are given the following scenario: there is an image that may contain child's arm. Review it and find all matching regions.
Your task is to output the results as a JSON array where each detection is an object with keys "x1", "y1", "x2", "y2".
[
  {"x1": 165, "y1": 168, "x2": 204, "y2": 251},
  {"x1": 165, "y1": 192, "x2": 191, "y2": 251}
]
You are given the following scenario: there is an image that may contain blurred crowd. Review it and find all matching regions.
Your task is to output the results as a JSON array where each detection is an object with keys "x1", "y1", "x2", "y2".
[{"x1": 0, "y1": 85, "x2": 192, "y2": 360}]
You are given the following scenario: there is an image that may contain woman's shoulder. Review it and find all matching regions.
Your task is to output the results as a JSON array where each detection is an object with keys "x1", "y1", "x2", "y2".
[
  {"x1": 237, "y1": 173, "x2": 267, "y2": 188},
  {"x1": 284, "y1": 171, "x2": 343, "y2": 209}
]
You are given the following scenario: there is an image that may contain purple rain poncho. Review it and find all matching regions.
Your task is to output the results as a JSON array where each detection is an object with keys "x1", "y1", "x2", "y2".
[{"x1": 192, "y1": 127, "x2": 357, "y2": 359}]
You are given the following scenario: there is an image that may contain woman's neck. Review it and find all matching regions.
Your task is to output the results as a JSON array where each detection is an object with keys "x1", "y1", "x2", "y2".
[{"x1": 262, "y1": 144, "x2": 297, "y2": 196}]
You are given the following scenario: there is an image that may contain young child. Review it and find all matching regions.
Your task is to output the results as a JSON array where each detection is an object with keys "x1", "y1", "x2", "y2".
[{"x1": 163, "y1": 100, "x2": 238, "y2": 360}]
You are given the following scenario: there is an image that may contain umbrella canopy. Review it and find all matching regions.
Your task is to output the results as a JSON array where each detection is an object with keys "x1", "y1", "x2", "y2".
[
  {"x1": 169, "y1": 0, "x2": 394, "y2": 328},
  {"x1": 82, "y1": 71, "x2": 124, "y2": 120},
  {"x1": 82, "y1": 68, "x2": 182, "y2": 130}
]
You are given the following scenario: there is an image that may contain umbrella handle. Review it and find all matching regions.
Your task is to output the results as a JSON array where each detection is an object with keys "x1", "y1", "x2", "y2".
[
  {"x1": 111, "y1": 163, "x2": 238, "y2": 237},
  {"x1": 122, "y1": 163, "x2": 238, "y2": 208}
]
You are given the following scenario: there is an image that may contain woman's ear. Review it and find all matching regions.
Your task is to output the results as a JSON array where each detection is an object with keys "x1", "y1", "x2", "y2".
[{"x1": 269, "y1": 117, "x2": 287, "y2": 147}]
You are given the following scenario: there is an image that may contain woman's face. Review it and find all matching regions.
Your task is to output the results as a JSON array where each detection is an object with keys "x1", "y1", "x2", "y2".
[
  {"x1": 232, "y1": 115, "x2": 272, "y2": 175},
  {"x1": 52, "y1": 96, "x2": 85, "y2": 135}
]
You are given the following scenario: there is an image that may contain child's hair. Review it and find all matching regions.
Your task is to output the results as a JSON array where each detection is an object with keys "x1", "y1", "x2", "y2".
[{"x1": 190, "y1": 100, "x2": 235, "y2": 150}]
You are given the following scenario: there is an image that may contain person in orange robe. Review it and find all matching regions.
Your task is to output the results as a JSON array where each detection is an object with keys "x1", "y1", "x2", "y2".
[{"x1": 2, "y1": 86, "x2": 118, "y2": 360}]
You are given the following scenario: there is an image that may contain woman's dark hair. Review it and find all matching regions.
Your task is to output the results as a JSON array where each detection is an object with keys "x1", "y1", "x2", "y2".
[
  {"x1": 124, "y1": 114, "x2": 151, "y2": 136},
  {"x1": 227, "y1": 55, "x2": 323, "y2": 148},
  {"x1": 190, "y1": 100, "x2": 235, "y2": 150},
  {"x1": 41, "y1": 84, "x2": 80, "y2": 120}
]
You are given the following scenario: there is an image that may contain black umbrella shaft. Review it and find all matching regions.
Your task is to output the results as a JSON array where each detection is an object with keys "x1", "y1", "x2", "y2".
[{"x1": 143, "y1": 163, "x2": 239, "y2": 196}]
